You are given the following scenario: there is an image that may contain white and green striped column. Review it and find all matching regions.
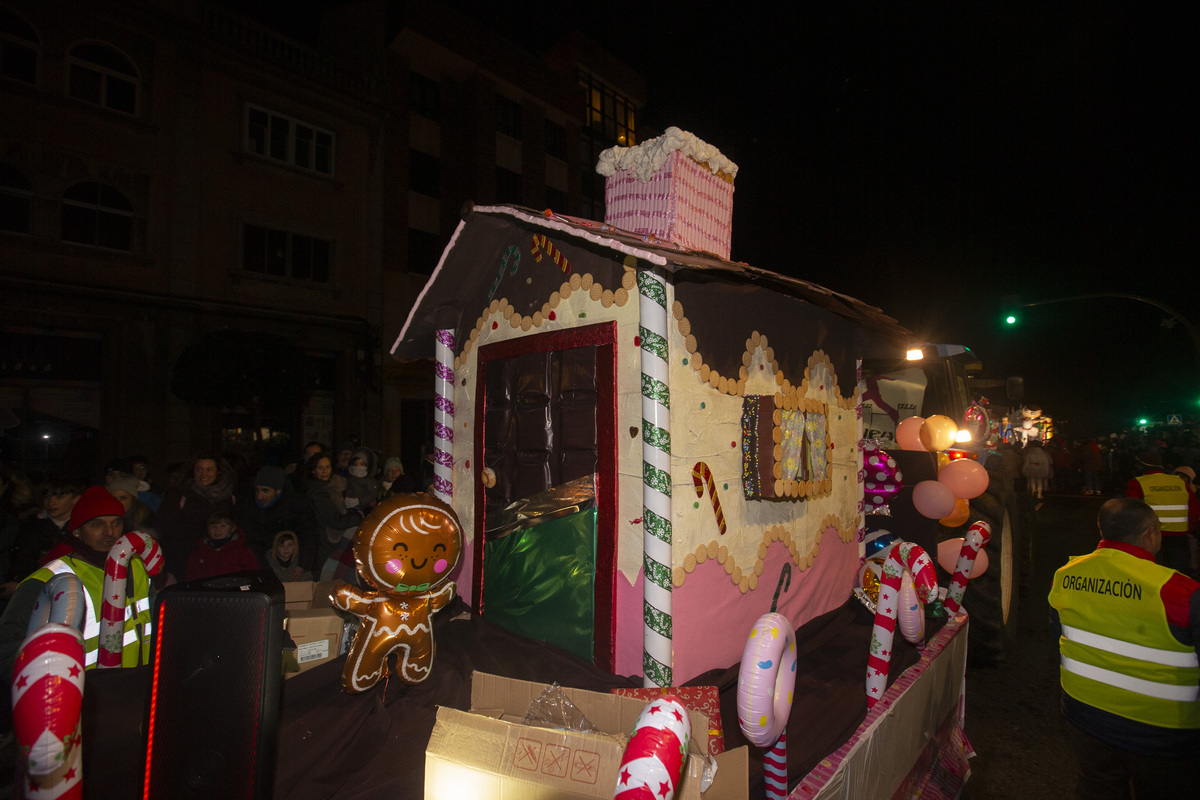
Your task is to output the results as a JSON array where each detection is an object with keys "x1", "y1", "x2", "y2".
[{"x1": 638, "y1": 269, "x2": 673, "y2": 688}]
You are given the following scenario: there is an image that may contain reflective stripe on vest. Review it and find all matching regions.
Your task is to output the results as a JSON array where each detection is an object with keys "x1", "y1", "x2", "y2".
[
  {"x1": 1135, "y1": 474, "x2": 1191, "y2": 531},
  {"x1": 1061, "y1": 623, "x2": 1200, "y2": 668},
  {"x1": 1061, "y1": 656, "x2": 1200, "y2": 703}
]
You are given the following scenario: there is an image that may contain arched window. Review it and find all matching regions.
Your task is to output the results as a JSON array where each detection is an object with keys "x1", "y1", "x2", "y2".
[
  {"x1": 0, "y1": 161, "x2": 32, "y2": 233},
  {"x1": 67, "y1": 41, "x2": 138, "y2": 115},
  {"x1": 0, "y1": 5, "x2": 38, "y2": 84},
  {"x1": 61, "y1": 181, "x2": 134, "y2": 250}
]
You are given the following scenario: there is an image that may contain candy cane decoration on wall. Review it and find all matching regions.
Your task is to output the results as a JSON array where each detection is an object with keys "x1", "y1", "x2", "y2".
[
  {"x1": 866, "y1": 541, "x2": 938, "y2": 707},
  {"x1": 531, "y1": 233, "x2": 571, "y2": 273},
  {"x1": 639, "y1": 268, "x2": 673, "y2": 689},
  {"x1": 613, "y1": 695, "x2": 691, "y2": 800},
  {"x1": 99, "y1": 531, "x2": 163, "y2": 667},
  {"x1": 692, "y1": 461, "x2": 726, "y2": 535},
  {"x1": 12, "y1": 623, "x2": 85, "y2": 800},
  {"x1": 433, "y1": 328, "x2": 456, "y2": 505},
  {"x1": 944, "y1": 520, "x2": 992, "y2": 614}
]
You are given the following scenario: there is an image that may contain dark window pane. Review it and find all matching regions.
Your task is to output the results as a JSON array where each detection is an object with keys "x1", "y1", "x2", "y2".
[
  {"x1": 544, "y1": 120, "x2": 566, "y2": 160},
  {"x1": 314, "y1": 132, "x2": 332, "y2": 175},
  {"x1": 545, "y1": 187, "x2": 567, "y2": 213},
  {"x1": 247, "y1": 108, "x2": 268, "y2": 155},
  {"x1": 68, "y1": 63, "x2": 102, "y2": 105},
  {"x1": 406, "y1": 229, "x2": 442, "y2": 275},
  {"x1": 63, "y1": 182, "x2": 98, "y2": 204},
  {"x1": 105, "y1": 75, "x2": 135, "y2": 114},
  {"x1": 0, "y1": 8, "x2": 37, "y2": 42},
  {"x1": 2, "y1": 41, "x2": 37, "y2": 84},
  {"x1": 96, "y1": 210, "x2": 131, "y2": 250},
  {"x1": 71, "y1": 43, "x2": 135, "y2": 76},
  {"x1": 497, "y1": 95, "x2": 521, "y2": 139},
  {"x1": 97, "y1": 183, "x2": 132, "y2": 211},
  {"x1": 311, "y1": 239, "x2": 330, "y2": 282},
  {"x1": 266, "y1": 229, "x2": 287, "y2": 275},
  {"x1": 243, "y1": 225, "x2": 266, "y2": 272},
  {"x1": 295, "y1": 126, "x2": 313, "y2": 169},
  {"x1": 495, "y1": 167, "x2": 521, "y2": 204},
  {"x1": 0, "y1": 163, "x2": 31, "y2": 190},
  {"x1": 0, "y1": 193, "x2": 31, "y2": 233},
  {"x1": 269, "y1": 116, "x2": 289, "y2": 161},
  {"x1": 411, "y1": 73, "x2": 440, "y2": 120},
  {"x1": 61, "y1": 204, "x2": 96, "y2": 244},
  {"x1": 292, "y1": 234, "x2": 313, "y2": 279},
  {"x1": 409, "y1": 149, "x2": 440, "y2": 198}
]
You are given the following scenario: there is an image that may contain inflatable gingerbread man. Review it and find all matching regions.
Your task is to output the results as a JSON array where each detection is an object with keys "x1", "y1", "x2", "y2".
[{"x1": 332, "y1": 493, "x2": 463, "y2": 693}]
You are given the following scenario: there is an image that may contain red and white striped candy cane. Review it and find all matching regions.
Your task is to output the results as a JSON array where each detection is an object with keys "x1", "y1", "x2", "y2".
[
  {"x1": 945, "y1": 520, "x2": 992, "y2": 614},
  {"x1": 691, "y1": 461, "x2": 726, "y2": 535},
  {"x1": 531, "y1": 233, "x2": 572, "y2": 273},
  {"x1": 865, "y1": 542, "x2": 938, "y2": 707},
  {"x1": 763, "y1": 729, "x2": 788, "y2": 799},
  {"x1": 99, "y1": 532, "x2": 163, "y2": 668},
  {"x1": 12, "y1": 623, "x2": 85, "y2": 800},
  {"x1": 614, "y1": 695, "x2": 691, "y2": 800}
]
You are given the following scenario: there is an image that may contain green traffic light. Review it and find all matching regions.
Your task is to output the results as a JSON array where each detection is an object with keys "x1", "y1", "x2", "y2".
[
  {"x1": 1138, "y1": 418, "x2": 1148, "y2": 425},
  {"x1": 1005, "y1": 314, "x2": 1017, "y2": 325}
]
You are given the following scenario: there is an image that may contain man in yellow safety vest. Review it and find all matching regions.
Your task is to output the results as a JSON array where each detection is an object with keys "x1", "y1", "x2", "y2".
[
  {"x1": 1126, "y1": 451, "x2": 1198, "y2": 572},
  {"x1": 1049, "y1": 497, "x2": 1199, "y2": 797}
]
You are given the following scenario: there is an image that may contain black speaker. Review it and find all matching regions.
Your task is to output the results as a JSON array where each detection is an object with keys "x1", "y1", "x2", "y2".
[{"x1": 143, "y1": 570, "x2": 284, "y2": 800}]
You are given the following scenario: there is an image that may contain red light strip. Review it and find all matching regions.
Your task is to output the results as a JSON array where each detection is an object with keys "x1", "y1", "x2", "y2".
[{"x1": 143, "y1": 602, "x2": 168, "y2": 799}]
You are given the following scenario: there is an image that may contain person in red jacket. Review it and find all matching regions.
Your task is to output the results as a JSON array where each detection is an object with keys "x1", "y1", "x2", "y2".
[
  {"x1": 184, "y1": 511, "x2": 259, "y2": 582},
  {"x1": 1126, "y1": 452, "x2": 1200, "y2": 572}
]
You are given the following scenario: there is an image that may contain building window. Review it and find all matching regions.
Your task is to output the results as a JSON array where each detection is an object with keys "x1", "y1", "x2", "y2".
[
  {"x1": 66, "y1": 42, "x2": 137, "y2": 115},
  {"x1": 497, "y1": 95, "x2": 522, "y2": 140},
  {"x1": 243, "y1": 223, "x2": 331, "y2": 283},
  {"x1": 578, "y1": 70, "x2": 636, "y2": 148},
  {"x1": 545, "y1": 186, "x2": 567, "y2": 214},
  {"x1": 580, "y1": 167, "x2": 603, "y2": 221},
  {"x1": 544, "y1": 120, "x2": 566, "y2": 160},
  {"x1": 1, "y1": 7, "x2": 37, "y2": 84},
  {"x1": 0, "y1": 162, "x2": 32, "y2": 233},
  {"x1": 407, "y1": 229, "x2": 443, "y2": 275},
  {"x1": 408, "y1": 149, "x2": 440, "y2": 198},
  {"x1": 245, "y1": 105, "x2": 335, "y2": 176},
  {"x1": 61, "y1": 181, "x2": 133, "y2": 250},
  {"x1": 411, "y1": 72, "x2": 440, "y2": 121},
  {"x1": 495, "y1": 167, "x2": 521, "y2": 205}
]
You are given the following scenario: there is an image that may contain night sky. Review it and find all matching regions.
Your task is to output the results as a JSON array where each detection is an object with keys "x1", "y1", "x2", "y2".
[{"x1": 258, "y1": 1, "x2": 1199, "y2": 437}]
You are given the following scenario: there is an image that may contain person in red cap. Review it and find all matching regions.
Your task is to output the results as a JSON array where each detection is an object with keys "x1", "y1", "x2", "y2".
[{"x1": 0, "y1": 486, "x2": 157, "y2": 683}]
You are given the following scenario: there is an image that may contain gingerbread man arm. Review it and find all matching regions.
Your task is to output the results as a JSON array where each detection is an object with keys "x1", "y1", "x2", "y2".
[
  {"x1": 332, "y1": 583, "x2": 373, "y2": 616},
  {"x1": 423, "y1": 581, "x2": 456, "y2": 612}
]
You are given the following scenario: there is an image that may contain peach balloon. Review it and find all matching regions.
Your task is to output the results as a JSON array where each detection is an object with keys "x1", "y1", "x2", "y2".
[
  {"x1": 936, "y1": 537, "x2": 990, "y2": 577},
  {"x1": 913, "y1": 479, "x2": 956, "y2": 520},
  {"x1": 896, "y1": 416, "x2": 926, "y2": 451},
  {"x1": 919, "y1": 415, "x2": 958, "y2": 452},
  {"x1": 938, "y1": 458, "x2": 990, "y2": 499},
  {"x1": 939, "y1": 497, "x2": 970, "y2": 527}
]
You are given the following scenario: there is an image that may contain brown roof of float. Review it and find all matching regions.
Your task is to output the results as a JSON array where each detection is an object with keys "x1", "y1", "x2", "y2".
[{"x1": 392, "y1": 202, "x2": 914, "y2": 358}]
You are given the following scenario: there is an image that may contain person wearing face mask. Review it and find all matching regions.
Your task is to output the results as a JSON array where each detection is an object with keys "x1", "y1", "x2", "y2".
[
  {"x1": 0, "y1": 486, "x2": 157, "y2": 684},
  {"x1": 343, "y1": 447, "x2": 379, "y2": 514},
  {"x1": 154, "y1": 454, "x2": 237, "y2": 581}
]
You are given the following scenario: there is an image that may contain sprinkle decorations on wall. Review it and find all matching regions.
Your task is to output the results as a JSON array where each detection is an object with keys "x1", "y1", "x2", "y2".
[
  {"x1": 638, "y1": 269, "x2": 674, "y2": 689},
  {"x1": 692, "y1": 461, "x2": 727, "y2": 535}
]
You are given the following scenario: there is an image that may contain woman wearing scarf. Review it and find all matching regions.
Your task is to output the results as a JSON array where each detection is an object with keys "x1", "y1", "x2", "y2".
[
  {"x1": 305, "y1": 452, "x2": 364, "y2": 570},
  {"x1": 154, "y1": 454, "x2": 237, "y2": 580}
]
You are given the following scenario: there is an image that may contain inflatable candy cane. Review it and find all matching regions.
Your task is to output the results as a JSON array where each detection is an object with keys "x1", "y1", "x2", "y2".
[
  {"x1": 27, "y1": 572, "x2": 88, "y2": 635},
  {"x1": 865, "y1": 542, "x2": 938, "y2": 708},
  {"x1": 432, "y1": 329, "x2": 455, "y2": 505},
  {"x1": 691, "y1": 461, "x2": 726, "y2": 535},
  {"x1": 99, "y1": 531, "x2": 163, "y2": 668},
  {"x1": 614, "y1": 695, "x2": 690, "y2": 800},
  {"x1": 12, "y1": 623, "x2": 85, "y2": 800},
  {"x1": 944, "y1": 520, "x2": 992, "y2": 614},
  {"x1": 531, "y1": 233, "x2": 572, "y2": 273}
]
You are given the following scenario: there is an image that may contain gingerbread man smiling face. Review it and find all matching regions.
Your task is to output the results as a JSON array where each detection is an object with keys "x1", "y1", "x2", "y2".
[{"x1": 332, "y1": 494, "x2": 463, "y2": 692}]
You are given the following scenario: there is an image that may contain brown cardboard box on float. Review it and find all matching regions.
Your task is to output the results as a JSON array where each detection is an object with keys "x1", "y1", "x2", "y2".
[
  {"x1": 283, "y1": 580, "x2": 347, "y2": 677},
  {"x1": 425, "y1": 671, "x2": 747, "y2": 799}
]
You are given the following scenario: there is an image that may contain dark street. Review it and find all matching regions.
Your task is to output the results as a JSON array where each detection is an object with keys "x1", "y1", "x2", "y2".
[{"x1": 963, "y1": 492, "x2": 1106, "y2": 798}]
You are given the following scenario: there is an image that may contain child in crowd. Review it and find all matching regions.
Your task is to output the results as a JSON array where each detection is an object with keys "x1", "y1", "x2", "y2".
[
  {"x1": 267, "y1": 530, "x2": 311, "y2": 583},
  {"x1": 184, "y1": 511, "x2": 259, "y2": 582}
]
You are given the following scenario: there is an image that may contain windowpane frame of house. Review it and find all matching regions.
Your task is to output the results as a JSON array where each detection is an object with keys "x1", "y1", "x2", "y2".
[
  {"x1": 408, "y1": 149, "x2": 440, "y2": 198},
  {"x1": 497, "y1": 94, "x2": 522, "y2": 140},
  {"x1": 243, "y1": 104, "x2": 335, "y2": 177},
  {"x1": 66, "y1": 41, "x2": 137, "y2": 115},
  {"x1": 242, "y1": 223, "x2": 333, "y2": 284},
  {"x1": 411, "y1": 72, "x2": 440, "y2": 121},
  {"x1": 60, "y1": 180, "x2": 134, "y2": 251},
  {"x1": 0, "y1": 161, "x2": 33, "y2": 234}
]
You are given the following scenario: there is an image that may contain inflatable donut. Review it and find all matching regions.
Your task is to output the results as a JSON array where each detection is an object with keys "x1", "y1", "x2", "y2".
[
  {"x1": 737, "y1": 612, "x2": 798, "y2": 748},
  {"x1": 614, "y1": 695, "x2": 691, "y2": 800}
]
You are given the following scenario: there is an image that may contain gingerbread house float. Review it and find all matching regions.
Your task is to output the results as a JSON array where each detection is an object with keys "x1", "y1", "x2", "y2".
[{"x1": 391, "y1": 128, "x2": 913, "y2": 686}]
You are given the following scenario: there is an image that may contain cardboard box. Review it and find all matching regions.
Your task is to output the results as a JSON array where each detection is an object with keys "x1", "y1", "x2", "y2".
[
  {"x1": 285, "y1": 608, "x2": 344, "y2": 676},
  {"x1": 283, "y1": 580, "x2": 340, "y2": 612},
  {"x1": 425, "y1": 671, "x2": 747, "y2": 799}
]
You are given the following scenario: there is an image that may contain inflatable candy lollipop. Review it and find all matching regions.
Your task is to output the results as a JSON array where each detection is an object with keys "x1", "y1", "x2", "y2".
[
  {"x1": 944, "y1": 520, "x2": 992, "y2": 614},
  {"x1": 333, "y1": 493, "x2": 463, "y2": 692},
  {"x1": 613, "y1": 695, "x2": 690, "y2": 800},
  {"x1": 865, "y1": 542, "x2": 938, "y2": 707}
]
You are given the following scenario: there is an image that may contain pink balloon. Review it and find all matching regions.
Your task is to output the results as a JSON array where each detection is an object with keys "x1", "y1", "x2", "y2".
[
  {"x1": 912, "y1": 480, "x2": 956, "y2": 520},
  {"x1": 936, "y1": 537, "x2": 989, "y2": 577},
  {"x1": 938, "y1": 458, "x2": 990, "y2": 499},
  {"x1": 896, "y1": 416, "x2": 926, "y2": 451}
]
